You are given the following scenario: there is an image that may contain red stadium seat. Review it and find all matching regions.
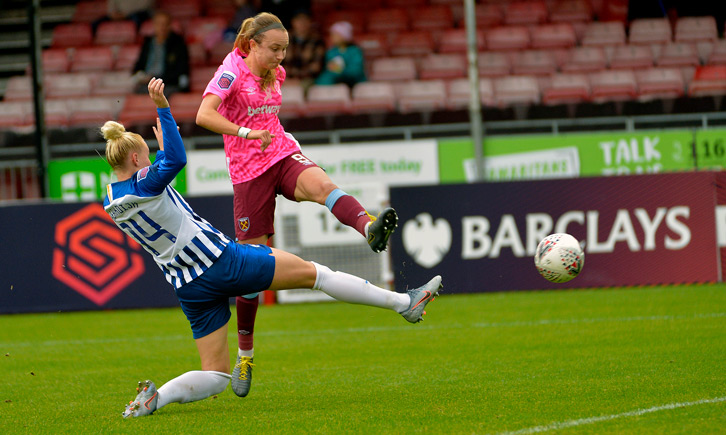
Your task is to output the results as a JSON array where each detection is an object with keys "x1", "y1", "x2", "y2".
[
  {"x1": 447, "y1": 78, "x2": 495, "y2": 109},
  {"x1": 419, "y1": 54, "x2": 467, "y2": 80},
  {"x1": 168, "y1": 93, "x2": 203, "y2": 123},
  {"x1": 635, "y1": 68, "x2": 685, "y2": 99},
  {"x1": 187, "y1": 42, "x2": 208, "y2": 67},
  {"x1": 688, "y1": 65, "x2": 726, "y2": 96},
  {"x1": 191, "y1": 66, "x2": 219, "y2": 92},
  {"x1": 542, "y1": 73, "x2": 590, "y2": 104},
  {"x1": 486, "y1": 26, "x2": 530, "y2": 51},
  {"x1": 325, "y1": 11, "x2": 366, "y2": 36},
  {"x1": 675, "y1": 17, "x2": 718, "y2": 43},
  {"x1": 707, "y1": 40, "x2": 726, "y2": 65},
  {"x1": 205, "y1": 2, "x2": 237, "y2": 19},
  {"x1": 629, "y1": 18, "x2": 672, "y2": 45},
  {"x1": 370, "y1": 57, "x2": 417, "y2": 81},
  {"x1": 93, "y1": 71, "x2": 136, "y2": 97},
  {"x1": 477, "y1": 51, "x2": 511, "y2": 77},
  {"x1": 356, "y1": 33, "x2": 389, "y2": 59},
  {"x1": 561, "y1": 46, "x2": 607, "y2": 72},
  {"x1": 52, "y1": 23, "x2": 93, "y2": 48},
  {"x1": 589, "y1": 70, "x2": 637, "y2": 102},
  {"x1": 71, "y1": 46, "x2": 114, "y2": 72},
  {"x1": 3, "y1": 76, "x2": 34, "y2": 101},
  {"x1": 339, "y1": 0, "x2": 383, "y2": 9},
  {"x1": 44, "y1": 99, "x2": 70, "y2": 127},
  {"x1": 609, "y1": 45, "x2": 654, "y2": 70},
  {"x1": 159, "y1": 0, "x2": 202, "y2": 20},
  {"x1": 139, "y1": 19, "x2": 184, "y2": 40},
  {"x1": 279, "y1": 83, "x2": 306, "y2": 118},
  {"x1": 385, "y1": 0, "x2": 426, "y2": 7},
  {"x1": 410, "y1": 6, "x2": 454, "y2": 32},
  {"x1": 305, "y1": 84, "x2": 352, "y2": 116},
  {"x1": 119, "y1": 94, "x2": 159, "y2": 126},
  {"x1": 351, "y1": 82, "x2": 396, "y2": 113},
  {"x1": 72, "y1": 1, "x2": 107, "y2": 23},
  {"x1": 42, "y1": 49, "x2": 71, "y2": 73},
  {"x1": 581, "y1": 21, "x2": 626, "y2": 47},
  {"x1": 46, "y1": 73, "x2": 95, "y2": 99},
  {"x1": 0, "y1": 102, "x2": 32, "y2": 128},
  {"x1": 68, "y1": 97, "x2": 122, "y2": 127},
  {"x1": 512, "y1": 50, "x2": 558, "y2": 76},
  {"x1": 469, "y1": 4, "x2": 504, "y2": 28},
  {"x1": 494, "y1": 75, "x2": 540, "y2": 106},
  {"x1": 531, "y1": 23, "x2": 577, "y2": 49},
  {"x1": 366, "y1": 8, "x2": 409, "y2": 34},
  {"x1": 438, "y1": 29, "x2": 485, "y2": 53},
  {"x1": 656, "y1": 43, "x2": 700, "y2": 68},
  {"x1": 186, "y1": 17, "x2": 227, "y2": 45},
  {"x1": 504, "y1": 1, "x2": 548, "y2": 25},
  {"x1": 398, "y1": 80, "x2": 447, "y2": 113},
  {"x1": 114, "y1": 44, "x2": 142, "y2": 70},
  {"x1": 549, "y1": 0, "x2": 593, "y2": 23},
  {"x1": 389, "y1": 31, "x2": 435, "y2": 57},
  {"x1": 95, "y1": 21, "x2": 137, "y2": 46}
]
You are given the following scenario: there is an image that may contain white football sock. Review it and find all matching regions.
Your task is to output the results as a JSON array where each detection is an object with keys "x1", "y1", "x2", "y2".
[
  {"x1": 312, "y1": 262, "x2": 410, "y2": 313},
  {"x1": 238, "y1": 348, "x2": 253, "y2": 358},
  {"x1": 156, "y1": 370, "x2": 231, "y2": 409},
  {"x1": 364, "y1": 221, "x2": 372, "y2": 238}
]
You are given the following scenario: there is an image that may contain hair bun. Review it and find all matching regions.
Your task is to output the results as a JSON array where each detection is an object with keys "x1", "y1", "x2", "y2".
[{"x1": 101, "y1": 121, "x2": 126, "y2": 140}]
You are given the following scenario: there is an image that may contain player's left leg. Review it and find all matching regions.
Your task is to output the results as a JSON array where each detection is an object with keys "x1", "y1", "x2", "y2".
[{"x1": 122, "y1": 324, "x2": 232, "y2": 418}]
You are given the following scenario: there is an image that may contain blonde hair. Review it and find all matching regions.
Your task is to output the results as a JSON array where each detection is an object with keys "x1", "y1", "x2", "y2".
[
  {"x1": 101, "y1": 121, "x2": 145, "y2": 170},
  {"x1": 234, "y1": 12, "x2": 286, "y2": 90}
]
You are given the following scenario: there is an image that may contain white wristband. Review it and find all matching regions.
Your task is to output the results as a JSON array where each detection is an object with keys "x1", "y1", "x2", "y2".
[{"x1": 237, "y1": 126, "x2": 251, "y2": 138}]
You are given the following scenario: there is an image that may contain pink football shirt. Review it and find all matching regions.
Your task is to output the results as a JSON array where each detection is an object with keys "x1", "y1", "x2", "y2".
[{"x1": 203, "y1": 48, "x2": 301, "y2": 184}]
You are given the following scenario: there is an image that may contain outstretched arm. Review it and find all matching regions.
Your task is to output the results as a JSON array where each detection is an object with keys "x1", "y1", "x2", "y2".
[{"x1": 144, "y1": 78, "x2": 186, "y2": 189}]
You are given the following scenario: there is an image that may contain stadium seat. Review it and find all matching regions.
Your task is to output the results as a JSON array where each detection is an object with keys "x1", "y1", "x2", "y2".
[
  {"x1": 186, "y1": 17, "x2": 227, "y2": 46},
  {"x1": 93, "y1": 71, "x2": 136, "y2": 97},
  {"x1": 305, "y1": 84, "x2": 352, "y2": 116},
  {"x1": 589, "y1": 70, "x2": 637, "y2": 102},
  {"x1": 609, "y1": 45, "x2": 654, "y2": 69},
  {"x1": 46, "y1": 73, "x2": 95, "y2": 99},
  {"x1": 494, "y1": 75, "x2": 540, "y2": 106},
  {"x1": 542, "y1": 73, "x2": 590, "y2": 104},
  {"x1": 635, "y1": 68, "x2": 685, "y2": 99},
  {"x1": 398, "y1": 80, "x2": 447, "y2": 113},
  {"x1": 486, "y1": 26, "x2": 530, "y2": 51},
  {"x1": 675, "y1": 17, "x2": 718, "y2": 43},
  {"x1": 688, "y1": 65, "x2": 726, "y2": 96},
  {"x1": 419, "y1": 54, "x2": 467, "y2": 80},
  {"x1": 351, "y1": 82, "x2": 396, "y2": 113},
  {"x1": 0, "y1": 102, "x2": 31, "y2": 128},
  {"x1": 72, "y1": 1, "x2": 107, "y2": 23},
  {"x1": 656, "y1": 43, "x2": 700, "y2": 68},
  {"x1": 51, "y1": 23, "x2": 93, "y2": 48},
  {"x1": 512, "y1": 50, "x2": 558, "y2": 76},
  {"x1": 139, "y1": 18, "x2": 184, "y2": 40},
  {"x1": 561, "y1": 46, "x2": 607, "y2": 72},
  {"x1": 279, "y1": 83, "x2": 306, "y2": 117},
  {"x1": 549, "y1": 0, "x2": 593, "y2": 23},
  {"x1": 168, "y1": 93, "x2": 203, "y2": 123},
  {"x1": 409, "y1": 6, "x2": 454, "y2": 32},
  {"x1": 70, "y1": 46, "x2": 114, "y2": 72},
  {"x1": 42, "y1": 49, "x2": 70, "y2": 74},
  {"x1": 447, "y1": 78, "x2": 495, "y2": 109},
  {"x1": 438, "y1": 29, "x2": 486, "y2": 53},
  {"x1": 477, "y1": 51, "x2": 511, "y2": 77},
  {"x1": 159, "y1": 0, "x2": 202, "y2": 20},
  {"x1": 339, "y1": 0, "x2": 383, "y2": 8},
  {"x1": 385, "y1": 0, "x2": 426, "y2": 7},
  {"x1": 44, "y1": 99, "x2": 70, "y2": 127},
  {"x1": 366, "y1": 8, "x2": 409, "y2": 34},
  {"x1": 531, "y1": 23, "x2": 577, "y2": 49},
  {"x1": 504, "y1": 1, "x2": 548, "y2": 25},
  {"x1": 3, "y1": 76, "x2": 34, "y2": 101},
  {"x1": 119, "y1": 94, "x2": 159, "y2": 126},
  {"x1": 325, "y1": 11, "x2": 366, "y2": 35},
  {"x1": 191, "y1": 66, "x2": 219, "y2": 92},
  {"x1": 707, "y1": 40, "x2": 726, "y2": 65},
  {"x1": 629, "y1": 18, "x2": 672, "y2": 45},
  {"x1": 187, "y1": 42, "x2": 208, "y2": 67},
  {"x1": 389, "y1": 32, "x2": 435, "y2": 57},
  {"x1": 370, "y1": 57, "x2": 417, "y2": 81},
  {"x1": 95, "y1": 21, "x2": 137, "y2": 46},
  {"x1": 356, "y1": 33, "x2": 389, "y2": 59},
  {"x1": 67, "y1": 97, "x2": 122, "y2": 127},
  {"x1": 463, "y1": 4, "x2": 504, "y2": 28},
  {"x1": 204, "y1": 1, "x2": 237, "y2": 19},
  {"x1": 581, "y1": 21, "x2": 626, "y2": 47},
  {"x1": 114, "y1": 44, "x2": 142, "y2": 70},
  {"x1": 209, "y1": 43, "x2": 234, "y2": 66}
]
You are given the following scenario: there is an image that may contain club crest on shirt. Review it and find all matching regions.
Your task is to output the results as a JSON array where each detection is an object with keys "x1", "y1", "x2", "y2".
[
  {"x1": 217, "y1": 71, "x2": 236, "y2": 90},
  {"x1": 137, "y1": 166, "x2": 150, "y2": 181},
  {"x1": 238, "y1": 217, "x2": 250, "y2": 232}
]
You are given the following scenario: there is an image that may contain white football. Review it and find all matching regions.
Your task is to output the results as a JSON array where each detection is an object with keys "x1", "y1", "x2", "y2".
[{"x1": 534, "y1": 233, "x2": 585, "y2": 283}]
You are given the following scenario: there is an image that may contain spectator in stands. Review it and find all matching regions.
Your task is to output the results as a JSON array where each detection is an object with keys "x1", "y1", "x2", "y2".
[
  {"x1": 195, "y1": 12, "x2": 398, "y2": 400},
  {"x1": 283, "y1": 9, "x2": 325, "y2": 90},
  {"x1": 315, "y1": 21, "x2": 366, "y2": 87},
  {"x1": 132, "y1": 11, "x2": 190, "y2": 95},
  {"x1": 259, "y1": 0, "x2": 310, "y2": 28},
  {"x1": 224, "y1": 0, "x2": 260, "y2": 43},
  {"x1": 93, "y1": 0, "x2": 154, "y2": 33}
]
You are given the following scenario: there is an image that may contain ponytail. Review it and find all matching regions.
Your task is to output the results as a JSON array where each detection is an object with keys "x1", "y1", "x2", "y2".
[{"x1": 234, "y1": 12, "x2": 286, "y2": 91}]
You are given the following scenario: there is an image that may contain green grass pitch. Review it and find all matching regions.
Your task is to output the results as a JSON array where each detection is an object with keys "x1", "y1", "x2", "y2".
[{"x1": 1, "y1": 284, "x2": 725, "y2": 434}]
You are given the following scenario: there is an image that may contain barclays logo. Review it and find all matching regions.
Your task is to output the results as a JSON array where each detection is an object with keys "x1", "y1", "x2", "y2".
[{"x1": 402, "y1": 213, "x2": 452, "y2": 268}]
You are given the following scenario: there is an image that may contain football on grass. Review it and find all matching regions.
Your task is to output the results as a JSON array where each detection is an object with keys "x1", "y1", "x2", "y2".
[{"x1": 534, "y1": 233, "x2": 585, "y2": 283}]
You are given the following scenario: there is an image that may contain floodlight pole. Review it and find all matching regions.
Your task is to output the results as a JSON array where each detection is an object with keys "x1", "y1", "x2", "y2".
[
  {"x1": 29, "y1": 0, "x2": 49, "y2": 197},
  {"x1": 464, "y1": 0, "x2": 484, "y2": 182}
]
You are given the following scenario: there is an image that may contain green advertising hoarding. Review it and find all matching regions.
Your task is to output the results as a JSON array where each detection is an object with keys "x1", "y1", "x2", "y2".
[
  {"x1": 48, "y1": 155, "x2": 187, "y2": 200},
  {"x1": 693, "y1": 129, "x2": 726, "y2": 171},
  {"x1": 439, "y1": 130, "x2": 696, "y2": 183}
]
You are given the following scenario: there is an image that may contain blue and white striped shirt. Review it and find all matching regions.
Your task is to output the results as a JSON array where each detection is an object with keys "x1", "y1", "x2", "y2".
[{"x1": 103, "y1": 107, "x2": 231, "y2": 289}]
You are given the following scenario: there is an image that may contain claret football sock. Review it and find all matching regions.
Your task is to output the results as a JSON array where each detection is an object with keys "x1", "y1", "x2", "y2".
[
  {"x1": 326, "y1": 190, "x2": 370, "y2": 237},
  {"x1": 236, "y1": 295, "x2": 258, "y2": 351}
]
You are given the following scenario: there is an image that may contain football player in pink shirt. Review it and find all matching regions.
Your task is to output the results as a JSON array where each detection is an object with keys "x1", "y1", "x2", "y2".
[{"x1": 195, "y1": 12, "x2": 398, "y2": 398}]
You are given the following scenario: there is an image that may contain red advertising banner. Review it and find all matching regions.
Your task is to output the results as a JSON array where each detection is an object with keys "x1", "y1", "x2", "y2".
[{"x1": 390, "y1": 172, "x2": 722, "y2": 293}]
